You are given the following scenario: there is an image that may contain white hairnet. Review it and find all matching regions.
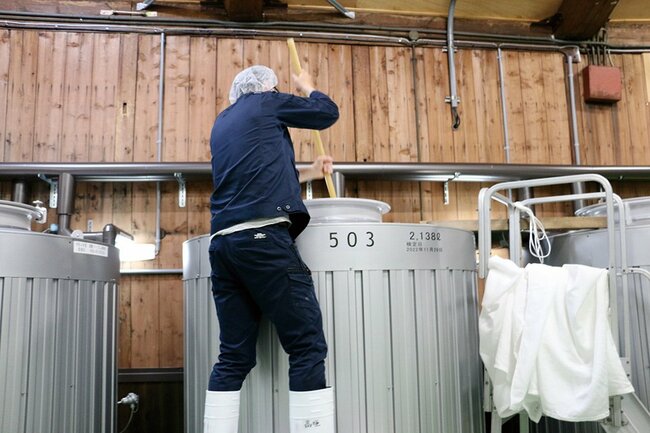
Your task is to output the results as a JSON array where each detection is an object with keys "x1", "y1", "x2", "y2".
[{"x1": 228, "y1": 65, "x2": 279, "y2": 104}]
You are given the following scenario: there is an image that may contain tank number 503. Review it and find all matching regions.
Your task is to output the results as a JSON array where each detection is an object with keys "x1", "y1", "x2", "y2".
[{"x1": 329, "y1": 231, "x2": 375, "y2": 248}]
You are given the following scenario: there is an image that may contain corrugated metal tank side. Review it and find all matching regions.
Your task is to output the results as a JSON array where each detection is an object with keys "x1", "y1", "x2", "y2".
[
  {"x1": 184, "y1": 222, "x2": 483, "y2": 433},
  {"x1": 0, "y1": 230, "x2": 119, "y2": 433}
]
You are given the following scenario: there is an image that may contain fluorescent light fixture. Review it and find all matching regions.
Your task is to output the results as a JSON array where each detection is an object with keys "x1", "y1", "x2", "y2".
[{"x1": 115, "y1": 234, "x2": 156, "y2": 262}]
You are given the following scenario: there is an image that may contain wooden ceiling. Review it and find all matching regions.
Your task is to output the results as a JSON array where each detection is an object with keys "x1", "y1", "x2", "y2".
[
  {"x1": 2, "y1": 0, "x2": 650, "y2": 41},
  {"x1": 287, "y1": 0, "x2": 648, "y2": 22}
]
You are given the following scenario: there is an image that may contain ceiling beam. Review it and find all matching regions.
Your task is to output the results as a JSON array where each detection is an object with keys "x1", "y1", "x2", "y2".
[
  {"x1": 552, "y1": 0, "x2": 620, "y2": 40},
  {"x1": 223, "y1": 0, "x2": 264, "y2": 22}
]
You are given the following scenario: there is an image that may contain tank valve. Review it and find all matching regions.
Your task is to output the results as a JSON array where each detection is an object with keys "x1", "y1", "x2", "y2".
[
  {"x1": 32, "y1": 200, "x2": 47, "y2": 224},
  {"x1": 118, "y1": 392, "x2": 139, "y2": 410}
]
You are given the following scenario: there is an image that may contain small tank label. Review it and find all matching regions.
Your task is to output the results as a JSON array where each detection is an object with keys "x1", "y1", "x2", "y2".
[
  {"x1": 73, "y1": 241, "x2": 109, "y2": 257},
  {"x1": 406, "y1": 231, "x2": 443, "y2": 253}
]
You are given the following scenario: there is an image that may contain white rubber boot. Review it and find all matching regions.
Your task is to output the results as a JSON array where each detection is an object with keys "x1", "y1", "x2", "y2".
[
  {"x1": 203, "y1": 390, "x2": 240, "y2": 433},
  {"x1": 289, "y1": 387, "x2": 335, "y2": 433}
]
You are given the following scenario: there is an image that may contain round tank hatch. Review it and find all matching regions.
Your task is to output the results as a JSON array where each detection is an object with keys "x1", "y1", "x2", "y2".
[
  {"x1": 0, "y1": 200, "x2": 42, "y2": 230},
  {"x1": 576, "y1": 196, "x2": 650, "y2": 226},
  {"x1": 304, "y1": 198, "x2": 390, "y2": 223}
]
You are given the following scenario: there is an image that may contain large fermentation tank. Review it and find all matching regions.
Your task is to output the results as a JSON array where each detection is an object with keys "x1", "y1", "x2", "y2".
[
  {"x1": 184, "y1": 198, "x2": 483, "y2": 433},
  {"x1": 0, "y1": 200, "x2": 120, "y2": 433},
  {"x1": 529, "y1": 197, "x2": 650, "y2": 433}
]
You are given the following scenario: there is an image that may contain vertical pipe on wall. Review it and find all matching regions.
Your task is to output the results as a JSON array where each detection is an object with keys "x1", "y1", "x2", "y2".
[
  {"x1": 410, "y1": 40, "x2": 428, "y2": 219},
  {"x1": 410, "y1": 42, "x2": 422, "y2": 160},
  {"x1": 445, "y1": 0, "x2": 461, "y2": 130},
  {"x1": 331, "y1": 172, "x2": 345, "y2": 198},
  {"x1": 562, "y1": 46, "x2": 587, "y2": 211},
  {"x1": 496, "y1": 47, "x2": 517, "y2": 202},
  {"x1": 497, "y1": 48, "x2": 511, "y2": 165},
  {"x1": 155, "y1": 32, "x2": 166, "y2": 256},
  {"x1": 57, "y1": 173, "x2": 75, "y2": 235},
  {"x1": 11, "y1": 181, "x2": 28, "y2": 204}
]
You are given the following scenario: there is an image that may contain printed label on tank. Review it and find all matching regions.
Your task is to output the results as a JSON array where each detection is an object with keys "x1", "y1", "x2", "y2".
[
  {"x1": 294, "y1": 224, "x2": 474, "y2": 271},
  {"x1": 325, "y1": 229, "x2": 443, "y2": 253},
  {"x1": 73, "y1": 241, "x2": 109, "y2": 257},
  {"x1": 406, "y1": 229, "x2": 443, "y2": 253}
]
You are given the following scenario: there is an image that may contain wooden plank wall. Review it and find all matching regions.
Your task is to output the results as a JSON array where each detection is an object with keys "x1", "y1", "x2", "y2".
[{"x1": 1, "y1": 28, "x2": 650, "y2": 368}]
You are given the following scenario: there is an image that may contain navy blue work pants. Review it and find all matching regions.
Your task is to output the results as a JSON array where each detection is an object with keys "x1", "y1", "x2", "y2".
[{"x1": 207, "y1": 224, "x2": 327, "y2": 392}]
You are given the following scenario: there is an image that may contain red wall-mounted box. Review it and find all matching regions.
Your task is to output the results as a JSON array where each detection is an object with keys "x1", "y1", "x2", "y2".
[{"x1": 582, "y1": 65, "x2": 622, "y2": 103}]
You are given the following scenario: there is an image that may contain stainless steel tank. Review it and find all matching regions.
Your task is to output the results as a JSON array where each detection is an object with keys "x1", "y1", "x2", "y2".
[
  {"x1": 184, "y1": 198, "x2": 483, "y2": 433},
  {"x1": 530, "y1": 197, "x2": 650, "y2": 432},
  {"x1": 0, "y1": 200, "x2": 120, "y2": 433}
]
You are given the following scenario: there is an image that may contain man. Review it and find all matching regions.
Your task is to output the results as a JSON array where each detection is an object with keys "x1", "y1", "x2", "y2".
[{"x1": 204, "y1": 65, "x2": 339, "y2": 433}]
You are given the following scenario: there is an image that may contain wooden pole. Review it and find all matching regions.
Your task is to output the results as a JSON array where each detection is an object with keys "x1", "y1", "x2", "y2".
[{"x1": 287, "y1": 38, "x2": 337, "y2": 198}]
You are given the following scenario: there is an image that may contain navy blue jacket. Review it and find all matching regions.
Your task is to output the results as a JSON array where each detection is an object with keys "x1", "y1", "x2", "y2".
[{"x1": 209, "y1": 90, "x2": 339, "y2": 239}]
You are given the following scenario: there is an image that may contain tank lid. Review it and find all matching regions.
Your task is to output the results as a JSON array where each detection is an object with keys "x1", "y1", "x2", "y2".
[
  {"x1": 0, "y1": 200, "x2": 44, "y2": 230},
  {"x1": 576, "y1": 196, "x2": 650, "y2": 226},
  {"x1": 305, "y1": 198, "x2": 390, "y2": 223}
]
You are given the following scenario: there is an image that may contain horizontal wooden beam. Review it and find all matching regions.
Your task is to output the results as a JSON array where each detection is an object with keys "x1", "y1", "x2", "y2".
[
  {"x1": 424, "y1": 216, "x2": 608, "y2": 232},
  {"x1": 4, "y1": 0, "x2": 646, "y2": 45},
  {"x1": 552, "y1": 0, "x2": 620, "y2": 40},
  {"x1": 223, "y1": 0, "x2": 263, "y2": 22},
  {"x1": 0, "y1": 0, "x2": 550, "y2": 38}
]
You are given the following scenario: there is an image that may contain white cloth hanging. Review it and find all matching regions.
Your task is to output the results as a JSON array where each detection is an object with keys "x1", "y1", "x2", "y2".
[{"x1": 479, "y1": 256, "x2": 634, "y2": 423}]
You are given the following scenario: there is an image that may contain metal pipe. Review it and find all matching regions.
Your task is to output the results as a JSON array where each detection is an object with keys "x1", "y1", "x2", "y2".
[
  {"x1": 562, "y1": 46, "x2": 587, "y2": 211},
  {"x1": 57, "y1": 173, "x2": 75, "y2": 235},
  {"x1": 7, "y1": 162, "x2": 650, "y2": 182},
  {"x1": 326, "y1": 0, "x2": 355, "y2": 19},
  {"x1": 445, "y1": 0, "x2": 460, "y2": 130},
  {"x1": 11, "y1": 181, "x2": 28, "y2": 203},
  {"x1": 331, "y1": 172, "x2": 346, "y2": 197},
  {"x1": 563, "y1": 48, "x2": 582, "y2": 166},
  {"x1": 611, "y1": 194, "x2": 631, "y2": 360},
  {"x1": 517, "y1": 186, "x2": 534, "y2": 214},
  {"x1": 496, "y1": 47, "x2": 516, "y2": 202},
  {"x1": 0, "y1": 19, "x2": 410, "y2": 46},
  {"x1": 4, "y1": 10, "x2": 645, "y2": 49},
  {"x1": 2, "y1": 16, "x2": 650, "y2": 54},
  {"x1": 410, "y1": 43, "x2": 423, "y2": 159},
  {"x1": 496, "y1": 47, "x2": 511, "y2": 164},
  {"x1": 155, "y1": 32, "x2": 166, "y2": 257}
]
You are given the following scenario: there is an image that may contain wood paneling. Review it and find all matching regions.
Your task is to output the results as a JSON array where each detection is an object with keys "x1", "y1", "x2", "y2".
[
  {"x1": 4, "y1": 30, "x2": 38, "y2": 162},
  {"x1": 2, "y1": 29, "x2": 650, "y2": 368},
  {"x1": 541, "y1": 52, "x2": 571, "y2": 164},
  {"x1": 60, "y1": 32, "x2": 94, "y2": 162},
  {"x1": 114, "y1": 34, "x2": 139, "y2": 162},
  {"x1": 89, "y1": 33, "x2": 121, "y2": 162},
  {"x1": 33, "y1": 31, "x2": 66, "y2": 162},
  {"x1": 502, "y1": 50, "x2": 527, "y2": 164},
  {"x1": 188, "y1": 37, "x2": 217, "y2": 162},
  {"x1": 0, "y1": 30, "x2": 10, "y2": 162},
  {"x1": 133, "y1": 34, "x2": 162, "y2": 162}
]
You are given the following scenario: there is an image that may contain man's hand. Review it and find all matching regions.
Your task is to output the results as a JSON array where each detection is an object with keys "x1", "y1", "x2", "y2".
[
  {"x1": 298, "y1": 155, "x2": 333, "y2": 183},
  {"x1": 292, "y1": 70, "x2": 316, "y2": 96}
]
